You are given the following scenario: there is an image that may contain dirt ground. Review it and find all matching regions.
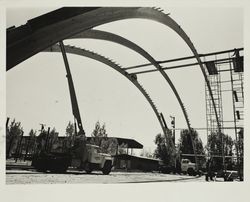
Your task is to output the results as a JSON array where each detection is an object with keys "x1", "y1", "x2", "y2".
[{"x1": 6, "y1": 169, "x2": 206, "y2": 184}]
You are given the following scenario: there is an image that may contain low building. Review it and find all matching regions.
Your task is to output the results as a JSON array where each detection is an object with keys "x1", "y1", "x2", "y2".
[{"x1": 114, "y1": 154, "x2": 161, "y2": 172}]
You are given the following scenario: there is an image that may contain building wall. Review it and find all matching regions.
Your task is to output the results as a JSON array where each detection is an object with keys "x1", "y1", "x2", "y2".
[{"x1": 114, "y1": 155, "x2": 160, "y2": 172}]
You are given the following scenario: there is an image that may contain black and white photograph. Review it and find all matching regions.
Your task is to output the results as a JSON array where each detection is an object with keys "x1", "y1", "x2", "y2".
[{"x1": 1, "y1": 1, "x2": 249, "y2": 202}]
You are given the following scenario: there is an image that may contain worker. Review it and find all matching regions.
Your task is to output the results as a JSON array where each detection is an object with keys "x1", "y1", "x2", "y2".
[
  {"x1": 205, "y1": 159, "x2": 210, "y2": 181},
  {"x1": 206, "y1": 158, "x2": 214, "y2": 181}
]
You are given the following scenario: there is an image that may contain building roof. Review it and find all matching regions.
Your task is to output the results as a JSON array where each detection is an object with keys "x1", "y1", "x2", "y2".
[
  {"x1": 86, "y1": 137, "x2": 143, "y2": 149},
  {"x1": 112, "y1": 137, "x2": 143, "y2": 149},
  {"x1": 29, "y1": 135, "x2": 143, "y2": 149},
  {"x1": 114, "y1": 154, "x2": 161, "y2": 162}
]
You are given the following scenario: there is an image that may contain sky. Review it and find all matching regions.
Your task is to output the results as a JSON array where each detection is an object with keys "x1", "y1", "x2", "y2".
[{"x1": 6, "y1": 7, "x2": 243, "y2": 153}]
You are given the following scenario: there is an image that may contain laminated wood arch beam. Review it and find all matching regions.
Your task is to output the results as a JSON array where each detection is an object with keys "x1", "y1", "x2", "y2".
[
  {"x1": 7, "y1": 7, "x2": 221, "y2": 166},
  {"x1": 7, "y1": 7, "x2": 219, "y2": 133},
  {"x1": 69, "y1": 29, "x2": 191, "y2": 136},
  {"x1": 44, "y1": 44, "x2": 166, "y2": 136}
]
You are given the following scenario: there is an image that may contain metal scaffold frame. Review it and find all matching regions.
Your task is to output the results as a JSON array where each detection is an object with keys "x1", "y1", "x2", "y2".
[{"x1": 204, "y1": 49, "x2": 244, "y2": 179}]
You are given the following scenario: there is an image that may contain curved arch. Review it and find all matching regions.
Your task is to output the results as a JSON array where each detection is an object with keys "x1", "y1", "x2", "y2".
[
  {"x1": 7, "y1": 7, "x2": 221, "y2": 166},
  {"x1": 69, "y1": 29, "x2": 191, "y2": 130},
  {"x1": 7, "y1": 7, "x2": 219, "y2": 132},
  {"x1": 44, "y1": 44, "x2": 166, "y2": 136}
]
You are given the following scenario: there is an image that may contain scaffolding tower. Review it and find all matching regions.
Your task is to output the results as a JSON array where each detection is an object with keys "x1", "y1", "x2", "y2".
[
  {"x1": 205, "y1": 60, "x2": 224, "y2": 136},
  {"x1": 204, "y1": 49, "x2": 244, "y2": 179}
]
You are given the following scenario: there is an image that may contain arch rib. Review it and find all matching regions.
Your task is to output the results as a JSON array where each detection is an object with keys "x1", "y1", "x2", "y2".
[
  {"x1": 69, "y1": 29, "x2": 191, "y2": 131},
  {"x1": 7, "y1": 7, "x2": 221, "y2": 167},
  {"x1": 7, "y1": 7, "x2": 219, "y2": 133},
  {"x1": 44, "y1": 44, "x2": 166, "y2": 136}
]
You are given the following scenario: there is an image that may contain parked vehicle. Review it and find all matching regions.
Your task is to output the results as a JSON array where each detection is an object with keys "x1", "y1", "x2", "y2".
[{"x1": 181, "y1": 159, "x2": 198, "y2": 176}]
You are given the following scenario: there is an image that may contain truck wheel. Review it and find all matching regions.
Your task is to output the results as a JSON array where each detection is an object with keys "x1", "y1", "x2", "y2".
[
  {"x1": 102, "y1": 161, "x2": 112, "y2": 175},
  {"x1": 187, "y1": 168, "x2": 195, "y2": 176},
  {"x1": 85, "y1": 162, "x2": 92, "y2": 174},
  {"x1": 32, "y1": 159, "x2": 47, "y2": 172},
  {"x1": 50, "y1": 165, "x2": 68, "y2": 173},
  {"x1": 36, "y1": 167, "x2": 47, "y2": 172}
]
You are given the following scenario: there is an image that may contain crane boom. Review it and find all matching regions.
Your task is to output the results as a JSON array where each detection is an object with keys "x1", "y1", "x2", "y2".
[{"x1": 59, "y1": 41, "x2": 85, "y2": 136}]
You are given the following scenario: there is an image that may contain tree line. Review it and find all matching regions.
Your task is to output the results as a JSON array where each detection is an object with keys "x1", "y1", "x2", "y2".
[
  {"x1": 6, "y1": 118, "x2": 126, "y2": 159},
  {"x1": 154, "y1": 128, "x2": 244, "y2": 171},
  {"x1": 6, "y1": 117, "x2": 244, "y2": 173}
]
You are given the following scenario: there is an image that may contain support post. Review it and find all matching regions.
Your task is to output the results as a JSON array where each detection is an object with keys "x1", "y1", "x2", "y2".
[{"x1": 59, "y1": 41, "x2": 85, "y2": 136}]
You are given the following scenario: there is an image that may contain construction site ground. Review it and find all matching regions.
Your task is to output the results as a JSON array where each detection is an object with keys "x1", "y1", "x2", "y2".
[
  {"x1": 6, "y1": 169, "x2": 206, "y2": 184},
  {"x1": 5, "y1": 160, "x2": 210, "y2": 184}
]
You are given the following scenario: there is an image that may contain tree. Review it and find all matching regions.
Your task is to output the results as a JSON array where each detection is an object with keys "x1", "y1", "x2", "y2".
[
  {"x1": 6, "y1": 119, "x2": 24, "y2": 158},
  {"x1": 100, "y1": 138, "x2": 118, "y2": 155},
  {"x1": 91, "y1": 121, "x2": 107, "y2": 146},
  {"x1": 117, "y1": 143, "x2": 128, "y2": 154},
  {"x1": 207, "y1": 132, "x2": 234, "y2": 170},
  {"x1": 90, "y1": 121, "x2": 106, "y2": 145},
  {"x1": 26, "y1": 129, "x2": 37, "y2": 156},
  {"x1": 65, "y1": 121, "x2": 75, "y2": 148},
  {"x1": 154, "y1": 130, "x2": 176, "y2": 166},
  {"x1": 236, "y1": 128, "x2": 244, "y2": 180},
  {"x1": 237, "y1": 128, "x2": 243, "y2": 159},
  {"x1": 177, "y1": 129, "x2": 205, "y2": 167},
  {"x1": 90, "y1": 121, "x2": 117, "y2": 155},
  {"x1": 48, "y1": 128, "x2": 59, "y2": 151},
  {"x1": 36, "y1": 127, "x2": 49, "y2": 152}
]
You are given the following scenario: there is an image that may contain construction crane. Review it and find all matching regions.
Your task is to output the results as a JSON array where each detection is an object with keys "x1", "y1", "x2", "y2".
[{"x1": 31, "y1": 41, "x2": 113, "y2": 174}]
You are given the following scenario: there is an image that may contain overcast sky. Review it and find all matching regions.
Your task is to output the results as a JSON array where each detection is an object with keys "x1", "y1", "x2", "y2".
[{"x1": 6, "y1": 7, "x2": 243, "y2": 152}]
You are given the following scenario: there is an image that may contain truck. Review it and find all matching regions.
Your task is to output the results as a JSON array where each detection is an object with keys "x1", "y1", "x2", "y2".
[
  {"x1": 181, "y1": 159, "x2": 198, "y2": 176},
  {"x1": 32, "y1": 41, "x2": 113, "y2": 174},
  {"x1": 159, "y1": 158, "x2": 199, "y2": 176},
  {"x1": 32, "y1": 143, "x2": 113, "y2": 174}
]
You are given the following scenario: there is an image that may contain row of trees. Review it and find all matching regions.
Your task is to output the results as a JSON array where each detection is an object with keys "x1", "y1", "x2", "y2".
[
  {"x1": 6, "y1": 119, "x2": 61, "y2": 159},
  {"x1": 154, "y1": 128, "x2": 244, "y2": 171},
  {"x1": 6, "y1": 118, "x2": 244, "y2": 172},
  {"x1": 6, "y1": 118, "x2": 123, "y2": 159}
]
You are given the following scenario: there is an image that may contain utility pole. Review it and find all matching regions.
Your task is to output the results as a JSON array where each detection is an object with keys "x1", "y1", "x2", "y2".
[{"x1": 170, "y1": 116, "x2": 176, "y2": 146}]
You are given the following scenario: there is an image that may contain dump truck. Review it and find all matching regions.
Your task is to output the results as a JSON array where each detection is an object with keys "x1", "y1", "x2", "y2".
[{"x1": 32, "y1": 42, "x2": 113, "y2": 174}]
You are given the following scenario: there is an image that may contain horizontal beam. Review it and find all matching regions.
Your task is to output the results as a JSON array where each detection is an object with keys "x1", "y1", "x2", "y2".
[
  {"x1": 131, "y1": 57, "x2": 240, "y2": 75},
  {"x1": 171, "y1": 127, "x2": 243, "y2": 131},
  {"x1": 124, "y1": 47, "x2": 244, "y2": 70}
]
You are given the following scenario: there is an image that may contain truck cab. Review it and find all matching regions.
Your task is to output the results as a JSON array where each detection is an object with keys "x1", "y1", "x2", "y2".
[
  {"x1": 181, "y1": 159, "x2": 197, "y2": 176},
  {"x1": 86, "y1": 144, "x2": 113, "y2": 174},
  {"x1": 71, "y1": 144, "x2": 113, "y2": 174}
]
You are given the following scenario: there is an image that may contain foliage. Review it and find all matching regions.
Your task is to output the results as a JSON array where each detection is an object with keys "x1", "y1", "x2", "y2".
[
  {"x1": 27, "y1": 129, "x2": 37, "y2": 154},
  {"x1": 208, "y1": 132, "x2": 233, "y2": 156},
  {"x1": 48, "y1": 128, "x2": 59, "y2": 151},
  {"x1": 237, "y1": 128, "x2": 244, "y2": 179},
  {"x1": 154, "y1": 130, "x2": 176, "y2": 166},
  {"x1": 117, "y1": 143, "x2": 128, "y2": 155},
  {"x1": 6, "y1": 119, "x2": 24, "y2": 158},
  {"x1": 237, "y1": 128, "x2": 243, "y2": 158},
  {"x1": 91, "y1": 121, "x2": 107, "y2": 146},
  {"x1": 65, "y1": 121, "x2": 75, "y2": 148},
  {"x1": 177, "y1": 129, "x2": 205, "y2": 167},
  {"x1": 36, "y1": 127, "x2": 48, "y2": 151},
  {"x1": 207, "y1": 131, "x2": 234, "y2": 170},
  {"x1": 100, "y1": 138, "x2": 118, "y2": 155},
  {"x1": 90, "y1": 121, "x2": 118, "y2": 155}
]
